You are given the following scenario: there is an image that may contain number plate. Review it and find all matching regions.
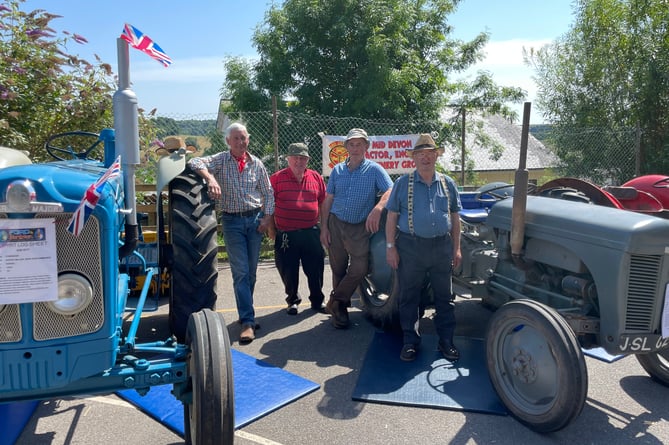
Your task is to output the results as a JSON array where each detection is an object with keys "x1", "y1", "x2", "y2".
[{"x1": 619, "y1": 334, "x2": 669, "y2": 353}]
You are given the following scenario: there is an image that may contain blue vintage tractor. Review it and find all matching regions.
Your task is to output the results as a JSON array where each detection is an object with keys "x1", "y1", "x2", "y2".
[{"x1": 0, "y1": 38, "x2": 232, "y2": 444}]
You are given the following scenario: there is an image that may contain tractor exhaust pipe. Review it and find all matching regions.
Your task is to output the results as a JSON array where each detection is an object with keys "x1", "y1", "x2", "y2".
[
  {"x1": 114, "y1": 38, "x2": 139, "y2": 260},
  {"x1": 510, "y1": 102, "x2": 531, "y2": 258}
]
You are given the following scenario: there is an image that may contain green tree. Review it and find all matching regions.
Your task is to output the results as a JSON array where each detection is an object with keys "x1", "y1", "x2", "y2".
[
  {"x1": 239, "y1": 0, "x2": 493, "y2": 121},
  {"x1": 0, "y1": 0, "x2": 118, "y2": 160},
  {"x1": 526, "y1": 0, "x2": 669, "y2": 182}
]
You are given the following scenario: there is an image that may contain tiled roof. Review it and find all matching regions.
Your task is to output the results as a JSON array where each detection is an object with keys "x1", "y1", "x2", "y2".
[{"x1": 441, "y1": 114, "x2": 559, "y2": 171}]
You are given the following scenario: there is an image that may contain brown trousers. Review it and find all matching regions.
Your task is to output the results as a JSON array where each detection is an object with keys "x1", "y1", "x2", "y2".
[{"x1": 326, "y1": 215, "x2": 371, "y2": 305}]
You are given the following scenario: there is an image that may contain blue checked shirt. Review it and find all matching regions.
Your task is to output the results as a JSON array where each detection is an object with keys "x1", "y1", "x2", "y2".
[
  {"x1": 327, "y1": 158, "x2": 393, "y2": 224},
  {"x1": 188, "y1": 151, "x2": 275, "y2": 215}
]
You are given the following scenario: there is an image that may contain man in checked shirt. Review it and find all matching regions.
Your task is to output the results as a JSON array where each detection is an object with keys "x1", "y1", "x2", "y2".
[
  {"x1": 188, "y1": 122, "x2": 274, "y2": 344},
  {"x1": 320, "y1": 128, "x2": 393, "y2": 329}
]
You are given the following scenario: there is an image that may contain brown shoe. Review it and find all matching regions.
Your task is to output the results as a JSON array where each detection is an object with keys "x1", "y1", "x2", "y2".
[
  {"x1": 240, "y1": 324, "x2": 255, "y2": 344},
  {"x1": 326, "y1": 299, "x2": 349, "y2": 329}
]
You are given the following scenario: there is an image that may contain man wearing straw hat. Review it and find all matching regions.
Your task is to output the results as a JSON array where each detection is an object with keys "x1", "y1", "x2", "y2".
[
  {"x1": 385, "y1": 133, "x2": 462, "y2": 362},
  {"x1": 320, "y1": 128, "x2": 393, "y2": 329}
]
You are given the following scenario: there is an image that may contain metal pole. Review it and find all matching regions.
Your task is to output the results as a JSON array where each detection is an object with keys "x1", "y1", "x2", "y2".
[
  {"x1": 273, "y1": 95, "x2": 279, "y2": 171},
  {"x1": 460, "y1": 108, "x2": 466, "y2": 186}
]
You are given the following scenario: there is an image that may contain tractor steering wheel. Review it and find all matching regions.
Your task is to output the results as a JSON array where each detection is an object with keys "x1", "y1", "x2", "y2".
[{"x1": 45, "y1": 131, "x2": 103, "y2": 161}]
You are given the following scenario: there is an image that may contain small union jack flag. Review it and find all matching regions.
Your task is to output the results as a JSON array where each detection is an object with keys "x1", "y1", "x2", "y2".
[
  {"x1": 121, "y1": 23, "x2": 172, "y2": 67},
  {"x1": 67, "y1": 156, "x2": 122, "y2": 236}
]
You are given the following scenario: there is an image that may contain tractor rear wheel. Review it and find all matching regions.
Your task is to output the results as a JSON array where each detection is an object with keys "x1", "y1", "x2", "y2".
[
  {"x1": 168, "y1": 167, "x2": 219, "y2": 343},
  {"x1": 183, "y1": 309, "x2": 234, "y2": 445},
  {"x1": 486, "y1": 299, "x2": 588, "y2": 432}
]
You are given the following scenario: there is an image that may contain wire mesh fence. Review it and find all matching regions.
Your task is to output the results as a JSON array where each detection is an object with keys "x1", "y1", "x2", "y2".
[{"x1": 145, "y1": 110, "x2": 648, "y2": 188}]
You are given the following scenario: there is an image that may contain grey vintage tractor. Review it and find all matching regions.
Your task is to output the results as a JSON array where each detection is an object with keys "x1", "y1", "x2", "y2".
[
  {"x1": 0, "y1": 38, "x2": 231, "y2": 444},
  {"x1": 359, "y1": 115, "x2": 669, "y2": 432}
]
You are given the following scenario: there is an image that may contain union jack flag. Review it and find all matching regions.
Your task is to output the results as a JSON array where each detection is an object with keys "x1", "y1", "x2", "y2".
[
  {"x1": 121, "y1": 23, "x2": 172, "y2": 67},
  {"x1": 67, "y1": 156, "x2": 122, "y2": 236}
]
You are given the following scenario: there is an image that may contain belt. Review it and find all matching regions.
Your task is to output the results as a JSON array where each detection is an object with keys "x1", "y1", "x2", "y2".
[
  {"x1": 222, "y1": 208, "x2": 260, "y2": 218},
  {"x1": 277, "y1": 225, "x2": 318, "y2": 233},
  {"x1": 398, "y1": 231, "x2": 449, "y2": 242}
]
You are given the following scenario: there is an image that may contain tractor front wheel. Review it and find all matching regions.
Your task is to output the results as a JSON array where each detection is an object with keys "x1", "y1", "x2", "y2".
[
  {"x1": 486, "y1": 299, "x2": 588, "y2": 432},
  {"x1": 183, "y1": 309, "x2": 234, "y2": 445}
]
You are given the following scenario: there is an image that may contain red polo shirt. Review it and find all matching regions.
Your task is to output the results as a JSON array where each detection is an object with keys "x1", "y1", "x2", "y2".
[{"x1": 270, "y1": 168, "x2": 326, "y2": 231}]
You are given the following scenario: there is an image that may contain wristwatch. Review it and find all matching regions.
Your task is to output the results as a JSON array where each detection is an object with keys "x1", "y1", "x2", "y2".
[{"x1": 386, "y1": 242, "x2": 395, "y2": 249}]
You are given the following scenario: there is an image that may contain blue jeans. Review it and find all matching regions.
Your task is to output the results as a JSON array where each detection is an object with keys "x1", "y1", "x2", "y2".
[{"x1": 221, "y1": 212, "x2": 264, "y2": 326}]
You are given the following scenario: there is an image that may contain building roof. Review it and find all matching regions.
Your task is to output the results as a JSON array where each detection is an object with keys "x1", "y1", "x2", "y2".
[{"x1": 441, "y1": 114, "x2": 558, "y2": 172}]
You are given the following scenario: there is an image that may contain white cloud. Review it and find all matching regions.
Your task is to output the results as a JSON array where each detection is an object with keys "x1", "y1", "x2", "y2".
[{"x1": 456, "y1": 38, "x2": 553, "y2": 123}]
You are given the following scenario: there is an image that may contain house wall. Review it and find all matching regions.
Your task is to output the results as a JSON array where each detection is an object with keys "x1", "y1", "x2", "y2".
[{"x1": 450, "y1": 168, "x2": 555, "y2": 187}]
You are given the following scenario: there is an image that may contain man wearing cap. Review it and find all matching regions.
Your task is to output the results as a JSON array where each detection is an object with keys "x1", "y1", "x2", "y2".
[
  {"x1": 188, "y1": 122, "x2": 274, "y2": 344},
  {"x1": 320, "y1": 128, "x2": 394, "y2": 329},
  {"x1": 385, "y1": 133, "x2": 462, "y2": 362},
  {"x1": 270, "y1": 142, "x2": 327, "y2": 315}
]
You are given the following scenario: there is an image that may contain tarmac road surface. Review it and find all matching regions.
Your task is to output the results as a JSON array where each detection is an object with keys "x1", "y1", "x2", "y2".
[{"x1": 13, "y1": 260, "x2": 669, "y2": 445}]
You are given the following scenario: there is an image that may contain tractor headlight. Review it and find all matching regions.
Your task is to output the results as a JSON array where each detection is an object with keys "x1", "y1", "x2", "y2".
[
  {"x1": 6, "y1": 179, "x2": 36, "y2": 212},
  {"x1": 48, "y1": 273, "x2": 93, "y2": 316}
]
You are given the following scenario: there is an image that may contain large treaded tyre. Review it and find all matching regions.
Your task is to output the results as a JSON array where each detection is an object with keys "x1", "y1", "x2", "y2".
[
  {"x1": 168, "y1": 166, "x2": 219, "y2": 343},
  {"x1": 358, "y1": 226, "x2": 432, "y2": 331},
  {"x1": 358, "y1": 223, "x2": 400, "y2": 330},
  {"x1": 183, "y1": 309, "x2": 235, "y2": 445},
  {"x1": 486, "y1": 299, "x2": 588, "y2": 433}
]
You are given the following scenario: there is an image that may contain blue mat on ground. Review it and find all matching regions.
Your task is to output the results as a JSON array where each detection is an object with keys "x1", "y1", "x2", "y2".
[
  {"x1": 352, "y1": 332, "x2": 507, "y2": 415},
  {"x1": 117, "y1": 348, "x2": 319, "y2": 433},
  {"x1": 0, "y1": 400, "x2": 39, "y2": 445},
  {"x1": 582, "y1": 346, "x2": 627, "y2": 363}
]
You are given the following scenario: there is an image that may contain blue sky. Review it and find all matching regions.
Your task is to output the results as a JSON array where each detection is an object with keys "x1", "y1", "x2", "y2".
[{"x1": 20, "y1": 0, "x2": 575, "y2": 123}]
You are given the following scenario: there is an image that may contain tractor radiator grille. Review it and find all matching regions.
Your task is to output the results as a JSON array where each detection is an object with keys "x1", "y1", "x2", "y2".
[
  {"x1": 32, "y1": 213, "x2": 105, "y2": 340},
  {"x1": 0, "y1": 305, "x2": 22, "y2": 343},
  {"x1": 625, "y1": 254, "x2": 661, "y2": 331}
]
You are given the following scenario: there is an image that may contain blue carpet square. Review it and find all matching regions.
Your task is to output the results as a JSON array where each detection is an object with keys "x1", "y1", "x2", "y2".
[
  {"x1": 117, "y1": 348, "x2": 319, "y2": 434},
  {"x1": 352, "y1": 332, "x2": 507, "y2": 415},
  {"x1": 582, "y1": 346, "x2": 626, "y2": 363},
  {"x1": 0, "y1": 400, "x2": 39, "y2": 445}
]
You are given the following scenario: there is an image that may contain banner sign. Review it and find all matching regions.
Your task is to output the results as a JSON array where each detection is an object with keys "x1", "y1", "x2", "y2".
[{"x1": 320, "y1": 134, "x2": 421, "y2": 176}]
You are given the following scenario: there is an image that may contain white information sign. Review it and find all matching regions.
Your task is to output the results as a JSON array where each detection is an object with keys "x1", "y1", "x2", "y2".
[{"x1": 0, "y1": 218, "x2": 58, "y2": 303}]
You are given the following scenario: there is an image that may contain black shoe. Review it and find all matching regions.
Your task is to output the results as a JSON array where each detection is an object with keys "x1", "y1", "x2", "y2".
[
  {"x1": 326, "y1": 300, "x2": 349, "y2": 329},
  {"x1": 286, "y1": 303, "x2": 298, "y2": 315},
  {"x1": 310, "y1": 303, "x2": 327, "y2": 314},
  {"x1": 438, "y1": 340, "x2": 460, "y2": 362},
  {"x1": 400, "y1": 344, "x2": 418, "y2": 362}
]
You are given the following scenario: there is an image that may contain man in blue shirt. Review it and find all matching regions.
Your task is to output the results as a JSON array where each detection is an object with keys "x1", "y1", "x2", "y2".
[
  {"x1": 385, "y1": 133, "x2": 462, "y2": 362},
  {"x1": 320, "y1": 128, "x2": 393, "y2": 328}
]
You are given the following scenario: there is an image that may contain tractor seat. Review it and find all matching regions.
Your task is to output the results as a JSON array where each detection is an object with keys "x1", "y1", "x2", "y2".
[{"x1": 460, "y1": 208, "x2": 489, "y2": 224}]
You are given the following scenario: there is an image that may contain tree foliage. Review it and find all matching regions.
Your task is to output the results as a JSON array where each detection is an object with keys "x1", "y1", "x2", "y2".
[
  {"x1": 527, "y1": 0, "x2": 669, "y2": 181},
  {"x1": 0, "y1": 0, "x2": 118, "y2": 160},
  {"x1": 226, "y1": 0, "x2": 520, "y2": 122}
]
